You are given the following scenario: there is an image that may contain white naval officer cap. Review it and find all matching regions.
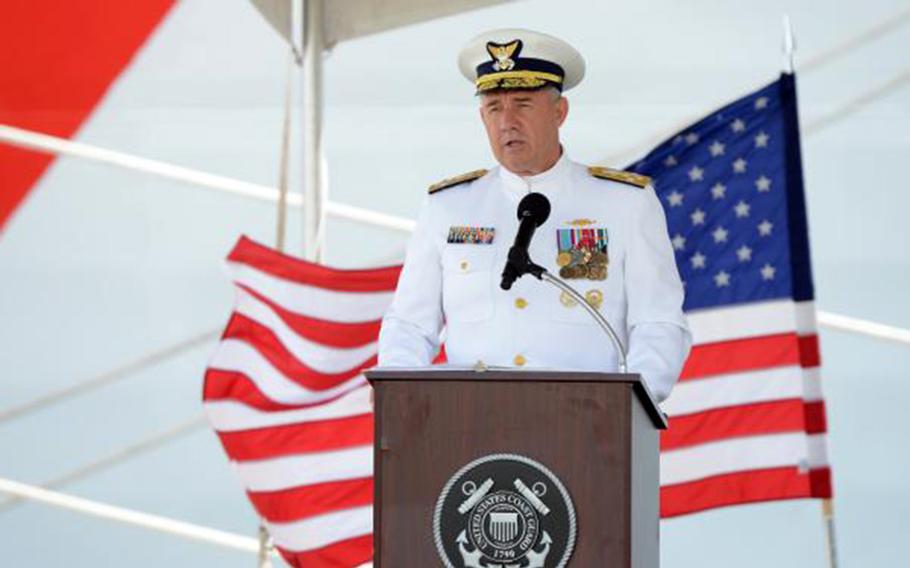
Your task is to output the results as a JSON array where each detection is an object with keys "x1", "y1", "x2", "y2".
[{"x1": 457, "y1": 28, "x2": 586, "y2": 93}]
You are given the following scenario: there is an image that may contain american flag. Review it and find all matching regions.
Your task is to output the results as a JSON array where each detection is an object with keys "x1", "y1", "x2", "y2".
[
  {"x1": 629, "y1": 72, "x2": 832, "y2": 516},
  {"x1": 203, "y1": 237, "x2": 399, "y2": 567},
  {"x1": 203, "y1": 72, "x2": 831, "y2": 566}
]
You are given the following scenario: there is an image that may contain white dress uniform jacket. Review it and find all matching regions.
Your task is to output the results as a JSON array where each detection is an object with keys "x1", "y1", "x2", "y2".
[{"x1": 378, "y1": 152, "x2": 692, "y2": 402}]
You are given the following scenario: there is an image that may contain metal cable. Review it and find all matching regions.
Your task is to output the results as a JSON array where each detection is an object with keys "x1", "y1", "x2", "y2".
[
  {"x1": 802, "y1": 8, "x2": 910, "y2": 72},
  {"x1": 0, "y1": 329, "x2": 219, "y2": 424},
  {"x1": 599, "y1": 8, "x2": 910, "y2": 166},
  {"x1": 803, "y1": 70, "x2": 910, "y2": 135},
  {"x1": 0, "y1": 476, "x2": 274, "y2": 554},
  {"x1": 0, "y1": 415, "x2": 208, "y2": 512}
]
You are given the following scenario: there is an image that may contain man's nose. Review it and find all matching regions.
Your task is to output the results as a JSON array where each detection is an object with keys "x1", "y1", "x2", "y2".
[{"x1": 497, "y1": 106, "x2": 520, "y2": 130}]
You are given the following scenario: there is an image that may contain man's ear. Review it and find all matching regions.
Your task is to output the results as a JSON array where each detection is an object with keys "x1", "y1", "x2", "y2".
[{"x1": 556, "y1": 96, "x2": 569, "y2": 127}]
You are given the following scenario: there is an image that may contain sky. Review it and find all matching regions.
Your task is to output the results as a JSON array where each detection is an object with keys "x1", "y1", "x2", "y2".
[{"x1": 1, "y1": 0, "x2": 909, "y2": 566}]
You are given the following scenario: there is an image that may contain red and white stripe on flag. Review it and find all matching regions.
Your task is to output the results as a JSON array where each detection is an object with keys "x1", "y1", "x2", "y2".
[
  {"x1": 660, "y1": 300, "x2": 832, "y2": 516},
  {"x1": 204, "y1": 235, "x2": 833, "y2": 565},
  {"x1": 203, "y1": 236, "x2": 400, "y2": 567}
]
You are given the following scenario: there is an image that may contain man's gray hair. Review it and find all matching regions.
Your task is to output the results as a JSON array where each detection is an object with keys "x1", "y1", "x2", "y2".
[
  {"x1": 543, "y1": 85, "x2": 562, "y2": 101},
  {"x1": 478, "y1": 85, "x2": 564, "y2": 103}
]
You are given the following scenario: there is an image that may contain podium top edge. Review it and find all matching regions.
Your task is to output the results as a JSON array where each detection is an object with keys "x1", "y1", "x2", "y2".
[
  {"x1": 367, "y1": 367, "x2": 639, "y2": 383},
  {"x1": 365, "y1": 367, "x2": 667, "y2": 429}
]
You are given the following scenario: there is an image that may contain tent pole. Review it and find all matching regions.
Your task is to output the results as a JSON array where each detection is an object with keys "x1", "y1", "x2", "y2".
[{"x1": 302, "y1": 0, "x2": 325, "y2": 261}]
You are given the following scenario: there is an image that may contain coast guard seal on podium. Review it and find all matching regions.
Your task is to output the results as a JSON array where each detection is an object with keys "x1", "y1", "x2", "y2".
[{"x1": 434, "y1": 453, "x2": 577, "y2": 568}]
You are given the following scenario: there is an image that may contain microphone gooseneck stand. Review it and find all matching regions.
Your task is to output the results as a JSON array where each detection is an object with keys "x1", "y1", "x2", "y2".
[
  {"x1": 502, "y1": 252, "x2": 628, "y2": 374},
  {"x1": 540, "y1": 272, "x2": 628, "y2": 373},
  {"x1": 501, "y1": 192, "x2": 628, "y2": 373}
]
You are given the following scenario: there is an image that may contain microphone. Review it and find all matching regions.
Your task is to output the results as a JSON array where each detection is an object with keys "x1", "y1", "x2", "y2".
[{"x1": 500, "y1": 192, "x2": 551, "y2": 290}]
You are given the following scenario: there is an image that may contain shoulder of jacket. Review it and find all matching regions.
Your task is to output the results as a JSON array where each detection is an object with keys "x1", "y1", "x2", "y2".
[
  {"x1": 428, "y1": 168, "x2": 489, "y2": 194},
  {"x1": 587, "y1": 166, "x2": 651, "y2": 189}
]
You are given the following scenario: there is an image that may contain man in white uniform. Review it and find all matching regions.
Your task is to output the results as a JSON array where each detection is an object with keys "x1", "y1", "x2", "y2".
[{"x1": 378, "y1": 29, "x2": 691, "y2": 402}]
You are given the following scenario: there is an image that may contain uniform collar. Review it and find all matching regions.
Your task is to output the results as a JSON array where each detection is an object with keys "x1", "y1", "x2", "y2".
[{"x1": 498, "y1": 150, "x2": 572, "y2": 200}]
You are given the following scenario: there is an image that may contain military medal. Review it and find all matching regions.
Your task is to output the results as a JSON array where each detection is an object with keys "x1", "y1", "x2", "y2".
[
  {"x1": 584, "y1": 289, "x2": 604, "y2": 310},
  {"x1": 555, "y1": 227, "x2": 609, "y2": 280},
  {"x1": 448, "y1": 226, "x2": 495, "y2": 245}
]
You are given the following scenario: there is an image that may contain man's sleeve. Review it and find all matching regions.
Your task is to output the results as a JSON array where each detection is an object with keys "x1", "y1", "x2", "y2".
[
  {"x1": 378, "y1": 198, "x2": 445, "y2": 366},
  {"x1": 624, "y1": 186, "x2": 693, "y2": 402}
]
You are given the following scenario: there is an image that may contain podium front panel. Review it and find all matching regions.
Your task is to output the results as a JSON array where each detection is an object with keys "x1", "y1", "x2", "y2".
[{"x1": 372, "y1": 374, "x2": 658, "y2": 567}]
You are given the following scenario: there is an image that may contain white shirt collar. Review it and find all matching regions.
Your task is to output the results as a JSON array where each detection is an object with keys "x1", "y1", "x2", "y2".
[{"x1": 497, "y1": 150, "x2": 573, "y2": 200}]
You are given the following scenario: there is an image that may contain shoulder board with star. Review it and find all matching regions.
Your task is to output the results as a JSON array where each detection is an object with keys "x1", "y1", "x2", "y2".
[
  {"x1": 428, "y1": 169, "x2": 488, "y2": 194},
  {"x1": 588, "y1": 166, "x2": 651, "y2": 189}
]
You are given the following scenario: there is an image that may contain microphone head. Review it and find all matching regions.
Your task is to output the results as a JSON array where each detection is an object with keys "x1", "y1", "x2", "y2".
[{"x1": 517, "y1": 192, "x2": 551, "y2": 227}]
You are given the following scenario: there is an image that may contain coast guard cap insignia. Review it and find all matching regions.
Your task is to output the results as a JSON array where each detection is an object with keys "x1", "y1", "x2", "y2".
[
  {"x1": 486, "y1": 40, "x2": 521, "y2": 71},
  {"x1": 434, "y1": 454, "x2": 576, "y2": 568},
  {"x1": 459, "y1": 29, "x2": 586, "y2": 93}
]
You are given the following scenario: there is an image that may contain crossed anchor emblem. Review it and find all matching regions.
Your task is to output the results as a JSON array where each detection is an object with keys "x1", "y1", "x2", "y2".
[
  {"x1": 457, "y1": 530, "x2": 552, "y2": 568},
  {"x1": 454, "y1": 477, "x2": 552, "y2": 568}
]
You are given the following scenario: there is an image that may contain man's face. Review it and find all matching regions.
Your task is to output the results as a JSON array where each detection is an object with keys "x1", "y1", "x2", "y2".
[{"x1": 479, "y1": 88, "x2": 569, "y2": 176}]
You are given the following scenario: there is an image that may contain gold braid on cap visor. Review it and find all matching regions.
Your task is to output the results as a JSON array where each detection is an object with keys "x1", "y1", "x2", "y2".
[{"x1": 475, "y1": 70, "x2": 564, "y2": 92}]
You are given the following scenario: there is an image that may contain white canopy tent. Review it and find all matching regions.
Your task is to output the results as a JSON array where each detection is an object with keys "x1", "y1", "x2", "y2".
[
  {"x1": 248, "y1": 0, "x2": 512, "y2": 259},
  {"x1": 251, "y1": 0, "x2": 513, "y2": 48}
]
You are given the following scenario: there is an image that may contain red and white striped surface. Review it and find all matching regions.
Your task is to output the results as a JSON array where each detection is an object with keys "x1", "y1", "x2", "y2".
[
  {"x1": 204, "y1": 236, "x2": 398, "y2": 567},
  {"x1": 204, "y1": 235, "x2": 831, "y2": 565},
  {"x1": 661, "y1": 300, "x2": 831, "y2": 516}
]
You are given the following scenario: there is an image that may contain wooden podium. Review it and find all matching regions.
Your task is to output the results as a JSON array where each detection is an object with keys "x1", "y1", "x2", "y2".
[{"x1": 366, "y1": 368, "x2": 667, "y2": 568}]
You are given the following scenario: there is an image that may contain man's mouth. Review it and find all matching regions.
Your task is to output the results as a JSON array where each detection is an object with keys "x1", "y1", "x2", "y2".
[{"x1": 504, "y1": 140, "x2": 525, "y2": 149}]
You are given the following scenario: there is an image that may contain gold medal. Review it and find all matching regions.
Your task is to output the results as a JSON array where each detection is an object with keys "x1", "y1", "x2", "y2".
[
  {"x1": 585, "y1": 289, "x2": 604, "y2": 310},
  {"x1": 556, "y1": 227, "x2": 610, "y2": 280},
  {"x1": 586, "y1": 264, "x2": 607, "y2": 280}
]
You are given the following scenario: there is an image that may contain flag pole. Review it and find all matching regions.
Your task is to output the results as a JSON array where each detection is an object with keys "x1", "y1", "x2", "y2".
[
  {"x1": 259, "y1": 4, "x2": 307, "y2": 564},
  {"x1": 257, "y1": 524, "x2": 274, "y2": 568},
  {"x1": 822, "y1": 498, "x2": 839, "y2": 568},
  {"x1": 782, "y1": 14, "x2": 796, "y2": 74},
  {"x1": 783, "y1": 13, "x2": 839, "y2": 568},
  {"x1": 275, "y1": 47, "x2": 297, "y2": 253},
  {"x1": 301, "y1": 0, "x2": 325, "y2": 262}
]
